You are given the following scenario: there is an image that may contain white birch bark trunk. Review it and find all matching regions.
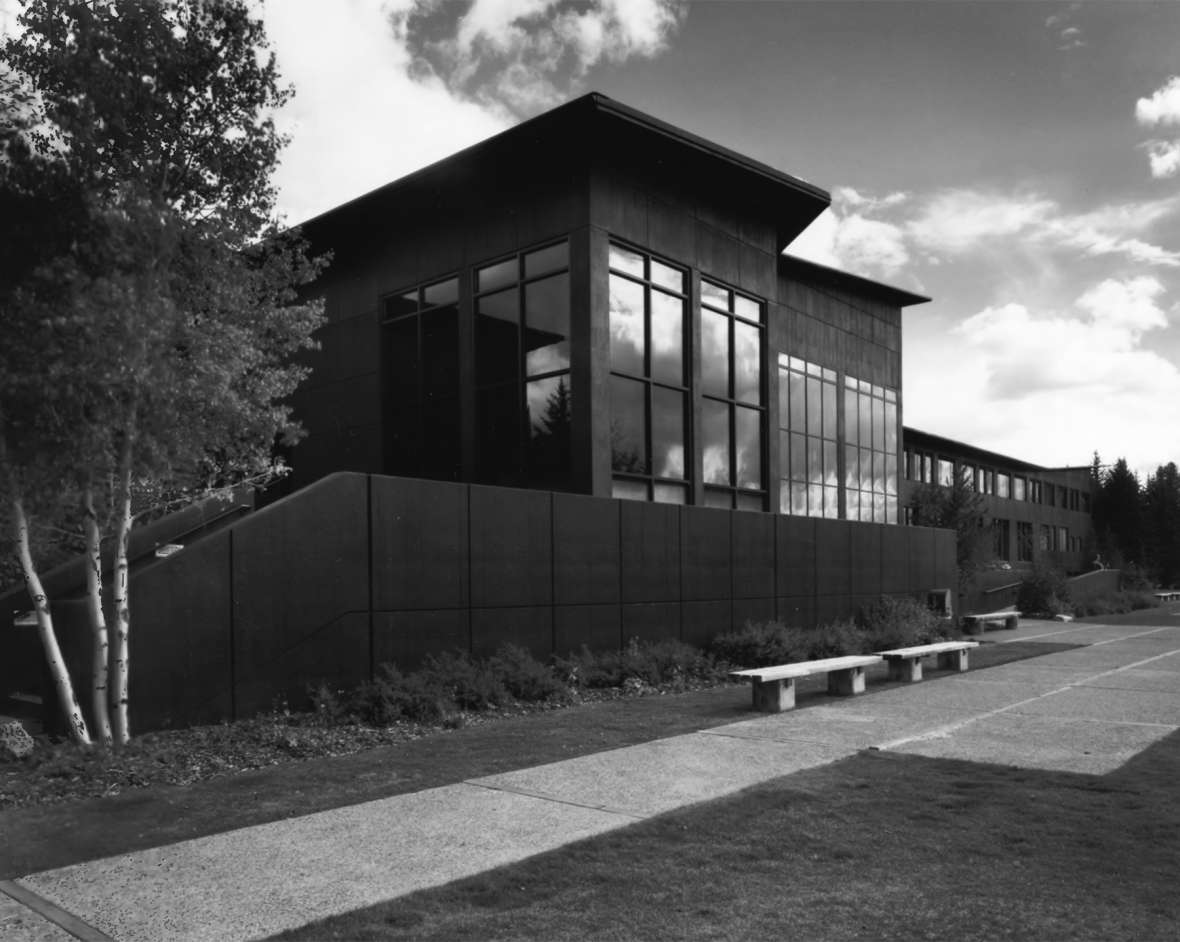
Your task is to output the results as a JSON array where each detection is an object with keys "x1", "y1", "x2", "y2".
[
  {"x1": 110, "y1": 455, "x2": 134, "y2": 745},
  {"x1": 83, "y1": 487, "x2": 113, "y2": 746},
  {"x1": 13, "y1": 498, "x2": 92, "y2": 746}
]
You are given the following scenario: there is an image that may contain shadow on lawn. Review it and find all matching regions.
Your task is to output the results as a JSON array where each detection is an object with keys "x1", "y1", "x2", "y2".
[{"x1": 273, "y1": 714, "x2": 1180, "y2": 942}]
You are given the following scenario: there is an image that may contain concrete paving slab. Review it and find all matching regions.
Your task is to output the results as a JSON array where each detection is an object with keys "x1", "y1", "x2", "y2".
[
  {"x1": 1026, "y1": 648, "x2": 1165, "y2": 671},
  {"x1": 864, "y1": 678, "x2": 1048, "y2": 714},
  {"x1": 0, "y1": 891, "x2": 76, "y2": 942},
  {"x1": 1076, "y1": 669, "x2": 1180, "y2": 694},
  {"x1": 714, "y1": 705, "x2": 939, "y2": 750},
  {"x1": 956, "y1": 664, "x2": 1098, "y2": 688},
  {"x1": 888, "y1": 712, "x2": 1174, "y2": 775},
  {"x1": 472, "y1": 731, "x2": 849, "y2": 818},
  {"x1": 1144, "y1": 652, "x2": 1180, "y2": 673},
  {"x1": 19, "y1": 783, "x2": 629, "y2": 942},
  {"x1": 1008, "y1": 685, "x2": 1180, "y2": 726}
]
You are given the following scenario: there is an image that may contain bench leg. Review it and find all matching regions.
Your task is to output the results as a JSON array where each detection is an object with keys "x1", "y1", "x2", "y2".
[
  {"x1": 937, "y1": 649, "x2": 969, "y2": 672},
  {"x1": 752, "y1": 677, "x2": 795, "y2": 713},
  {"x1": 963, "y1": 618, "x2": 982, "y2": 636},
  {"x1": 1004, "y1": 615, "x2": 1018, "y2": 630},
  {"x1": 888, "y1": 657, "x2": 922, "y2": 683},
  {"x1": 828, "y1": 666, "x2": 867, "y2": 697}
]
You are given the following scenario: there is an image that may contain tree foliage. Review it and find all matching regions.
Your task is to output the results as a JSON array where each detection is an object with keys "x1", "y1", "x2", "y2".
[
  {"x1": 1, "y1": 0, "x2": 325, "y2": 744},
  {"x1": 908, "y1": 464, "x2": 990, "y2": 592}
]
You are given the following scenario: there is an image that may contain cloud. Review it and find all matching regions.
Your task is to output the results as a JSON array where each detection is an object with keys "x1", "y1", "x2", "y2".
[
  {"x1": 1045, "y1": 4, "x2": 1084, "y2": 51},
  {"x1": 789, "y1": 186, "x2": 1180, "y2": 285},
  {"x1": 907, "y1": 189, "x2": 1180, "y2": 267},
  {"x1": 262, "y1": 0, "x2": 509, "y2": 225},
  {"x1": 1136, "y1": 76, "x2": 1180, "y2": 127},
  {"x1": 1135, "y1": 76, "x2": 1180, "y2": 180},
  {"x1": 1145, "y1": 140, "x2": 1180, "y2": 179},
  {"x1": 397, "y1": 0, "x2": 687, "y2": 116},
  {"x1": 907, "y1": 277, "x2": 1180, "y2": 475}
]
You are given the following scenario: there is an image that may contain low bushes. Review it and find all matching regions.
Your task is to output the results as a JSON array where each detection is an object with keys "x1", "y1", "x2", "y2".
[
  {"x1": 709, "y1": 595, "x2": 954, "y2": 669},
  {"x1": 305, "y1": 594, "x2": 956, "y2": 726},
  {"x1": 1017, "y1": 563, "x2": 1072, "y2": 617},
  {"x1": 1072, "y1": 590, "x2": 1157, "y2": 617}
]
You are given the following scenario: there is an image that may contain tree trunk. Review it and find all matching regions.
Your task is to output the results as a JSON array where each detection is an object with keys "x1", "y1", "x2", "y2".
[
  {"x1": 111, "y1": 462, "x2": 133, "y2": 745},
  {"x1": 83, "y1": 487, "x2": 113, "y2": 746},
  {"x1": 13, "y1": 498, "x2": 92, "y2": 746}
]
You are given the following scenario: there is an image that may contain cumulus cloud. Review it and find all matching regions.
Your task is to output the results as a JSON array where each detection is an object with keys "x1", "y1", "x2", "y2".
[
  {"x1": 262, "y1": 0, "x2": 509, "y2": 224},
  {"x1": 397, "y1": 0, "x2": 687, "y2": 115},
  {"x1": 1136, "y1": 76, "x2": 1180, "y2": 127},
  {"x1": 1145, "y1": 139, "x2": 1180, "y2": 179},
  {"x1": 1136, "y1": 76, "x2": 1180, "y2": 180},
  {"x1": 908, "y1": 277, "x2": 1180, "y2": 474}
]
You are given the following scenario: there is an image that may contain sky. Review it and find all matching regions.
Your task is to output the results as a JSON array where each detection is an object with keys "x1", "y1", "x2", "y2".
[{"x1": 4, "y1": 0, "x2": 1179, "y2": 480}]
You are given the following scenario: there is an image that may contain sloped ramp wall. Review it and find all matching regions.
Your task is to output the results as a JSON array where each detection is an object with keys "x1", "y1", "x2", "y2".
[{"x1": 45, "y1": 472, "x2": 955, "y2": 734}]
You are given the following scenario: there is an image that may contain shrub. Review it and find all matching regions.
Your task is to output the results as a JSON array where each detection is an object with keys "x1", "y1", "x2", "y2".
[
  {"x1": 418, "y1": 650, "x2": 507, "y2": 711},
  {"x1": 488, "y1": 644, "x2": 570, "y2": 703},
  {"x1": 350, "y1": 664, "x2": 450, "y2": 725},
  {"x1": 860, "y1": 595, "x2": 950, "y2": 649},
  {"x1": 1073, "y1": 590, "x2": 1157, "y2": 618},
  {"x1": 710, "y1": 620, "x2": 811, "y2": 668},
  {"x1": 1017, "y1": 563, "x2": 1072, "y2": 616},
  {"x1": 804, "y1": 619, "x2": 864, "y2": 659},
  {"x1": 557, "y1": 638, "x2": 724, "y2": 689}
]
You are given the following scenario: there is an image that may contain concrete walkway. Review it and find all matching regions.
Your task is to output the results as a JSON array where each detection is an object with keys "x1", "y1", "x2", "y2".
[{"x1": 5, "y1": 617, "x2": 1180, "y2": 942}]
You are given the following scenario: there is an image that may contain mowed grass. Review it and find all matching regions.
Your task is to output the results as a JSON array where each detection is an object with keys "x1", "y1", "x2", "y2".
[{"x1": 275, "y1": 729, "x2": 1180, "y2": 942}]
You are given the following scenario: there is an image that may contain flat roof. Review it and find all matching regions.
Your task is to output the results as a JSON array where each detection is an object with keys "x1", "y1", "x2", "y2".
[
  {"x1": 780, "y1": 254, "x2": 930, "y2": 308},
  {"x1": 903, "y1": 427, "x2": 1046, "y2": 472}
]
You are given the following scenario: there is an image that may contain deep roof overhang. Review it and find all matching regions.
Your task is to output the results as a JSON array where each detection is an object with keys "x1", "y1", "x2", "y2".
[
  {"x1": 299, "y1": 92, "x2": 831, "y2": 251},
  {"x1": 780, "y1": 254, "x2": 930, "y2": 308}
]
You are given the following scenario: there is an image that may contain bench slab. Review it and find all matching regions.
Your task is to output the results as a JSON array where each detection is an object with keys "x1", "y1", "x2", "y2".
[
  {"x1": 877, "y1": 641, "x2": 979, "y2": 682},
  {"x1": 731, "y1": 655, "x2": 883, "y2": 713},
  {"x1": 962, "y1": 611, "x2": 1021, "y2": 634}
]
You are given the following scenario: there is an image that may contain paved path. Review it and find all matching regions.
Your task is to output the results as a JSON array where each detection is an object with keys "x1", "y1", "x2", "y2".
[{"x1": 6, "y1": 618, "x2": 1180, "y2": 942}]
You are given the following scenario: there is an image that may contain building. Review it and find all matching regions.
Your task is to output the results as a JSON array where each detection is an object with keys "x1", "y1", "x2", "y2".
[
  {"x1": 902, "y1": 427, "x2": 1095, "y2": 575},
  {"x1": 16, "y1": 92, "x2": 1096, "y2": 734},
  {"x1": 289, "y1": 91, "x2": 928, "y2": 519}
]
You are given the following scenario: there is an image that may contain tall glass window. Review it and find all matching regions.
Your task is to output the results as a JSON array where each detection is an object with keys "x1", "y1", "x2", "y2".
[
  {"x1": 474, "y1": 241, "x2": 571, "y2": 489},
  {"x1": 381, "y1": 275, "x2": 461, "y2": 479},
  {"x1": 608, "y1": 243, "x2": 689, "y2": 504},
  {"x1": 845, "y1": 377, "x2": 899, "y2": 522},
  {"x1": 700, "y1": 278, "x2": 765, "y2": 511},
  {"x1": 778, "y1": 355, "x2": 838, "y2": 518}
]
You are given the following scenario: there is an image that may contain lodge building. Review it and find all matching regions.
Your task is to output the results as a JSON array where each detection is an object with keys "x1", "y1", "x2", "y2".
[{"x1": 4, "y1": 93, "x2": 1095, "y2": 734}]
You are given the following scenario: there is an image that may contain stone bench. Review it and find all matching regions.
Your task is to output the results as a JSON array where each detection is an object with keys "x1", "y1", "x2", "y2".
[
  {"x1": 962, "y1": 610, "x2": 1021, "y2": 633},
  {"x1": 1154, "y1": 590, "x2": 1180, "y2": 602},
  {"x1": 730, "y1": 655, "x2": 883, "y2": 713},
  {"x1": 876, "y1": 640, "x2": 979, "y2": 683}
]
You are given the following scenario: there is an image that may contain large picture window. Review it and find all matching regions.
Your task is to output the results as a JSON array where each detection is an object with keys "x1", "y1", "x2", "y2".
[
  {"x1": 381, "y1": 275, "x2": 461, "y2": 479},
  {"x1": 608, "y1": 243, "x2": 689, "y2": 504},
  {"x1": 778, "y1": 355, "x2": 838, "y2": 518},
  {"x1": 700, "y1": 278, "x2": 765, "y2": 511},
  {"x1": 844, "y1": 376, "x2": 899, "y2": 523},
  {"x1": 474, "y1": 240, "x2": 572, "y2": 490}
]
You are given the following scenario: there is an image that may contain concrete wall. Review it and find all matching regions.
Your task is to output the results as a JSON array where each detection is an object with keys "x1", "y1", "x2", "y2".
[{"x1": 36, "y1": 473, "x2": 954, "y2": 734}]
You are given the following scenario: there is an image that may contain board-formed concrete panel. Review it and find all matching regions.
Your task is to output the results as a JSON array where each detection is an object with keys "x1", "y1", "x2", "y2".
[
  {"x1": 553, "y1": 493, "x2": 620, "y2": 605},
  {"x1": 680, "y1": 506, "x2": 732, "y2": 601},
  {"x1": 470, "y1": 606, "x2": 553, "y2": 658},
  {"x1": 732, "y1": 510, "x2": 775, "y2": 600},
  {"x1": 776, "y1": 514, "x2": 816, "y2": 599},
  {"x1": 682, "y1": 599, "x2": 732, "y2": 648},
  {"x1": 373, "y1": 610, "x2": 470, "y2": 669},
  {"x1": 554, "y1": 604, "x2": 622, "y2": 655},
  {"x1": 620, "y1": 501, "x2": 681, "y2": 603},
  {"x1": 371, "y1": 476, "x2": 468, "y2": 611},
  {"x1": 621, "y1": 601, "x2": 681, "y2": 644},
  {"x1": 469, "y1": 486, "x2": 553, "y2": 608}
]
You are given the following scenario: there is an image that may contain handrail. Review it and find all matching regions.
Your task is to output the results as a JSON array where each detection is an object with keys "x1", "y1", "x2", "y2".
[{"x1": 983, "y1": 580, "x2": 1022, "y2": 595}]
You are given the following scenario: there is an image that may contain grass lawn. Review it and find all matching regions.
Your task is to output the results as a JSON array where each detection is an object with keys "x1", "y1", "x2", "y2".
[{"x1": 273, "y1": 703, "x2": 1180, "y2": 941}]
